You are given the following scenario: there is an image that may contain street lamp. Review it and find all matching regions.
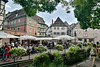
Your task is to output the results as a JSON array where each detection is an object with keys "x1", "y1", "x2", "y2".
[
  {"x1": 74, "y1": 31, "x2": 77, "y2": 44},
  {"x1": 0, "y1": 0, "x2": 8, "y2": 30}
]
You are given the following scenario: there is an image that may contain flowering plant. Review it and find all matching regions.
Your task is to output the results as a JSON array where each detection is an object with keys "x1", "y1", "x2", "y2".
[
  {"x1": 55, "y1": 44, "x2": 63, "y2": 51},
  {"x1": 77, "y1": 43, "x2": 82, "y2": 48},
  {"x1": 9, "y1": 47, "x2": 26, "y2": 56},
  {"x1": 34, "y1": 53, "x2": 50, "y2": 67},
  {"x1": 82, "y1": 43, "x2": 87, "y2": 46},
  {"x1": 36, "y1": 46, "x2": 47, "y2": 52}
]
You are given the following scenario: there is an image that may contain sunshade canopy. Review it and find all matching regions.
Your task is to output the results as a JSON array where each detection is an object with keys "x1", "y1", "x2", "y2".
[{"x1": 0, "y1": 31, "x2": 19, "y2": 38}]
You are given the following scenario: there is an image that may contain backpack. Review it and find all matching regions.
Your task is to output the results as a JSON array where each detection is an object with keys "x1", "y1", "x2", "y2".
[{"x1": 90, "y1": 48, "x2": 96, "y2": 56}]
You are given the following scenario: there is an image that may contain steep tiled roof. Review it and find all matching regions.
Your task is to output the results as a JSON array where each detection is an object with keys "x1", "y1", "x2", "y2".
[
  {"x1": 6, "y1": 9, "x2": 26, "y2": 21},
  {"x1": 5, "y1": 9, "x2": 46, "y2": 25},
  {"x1": 33, "y1": 15, "x2": 45, "y2": 24},
  {"x1": 64, "y1": 21, "x2": 71, "y2": 30},
  {"x1": 50, "y1": 17, "x2": 67, "y2": 27}
]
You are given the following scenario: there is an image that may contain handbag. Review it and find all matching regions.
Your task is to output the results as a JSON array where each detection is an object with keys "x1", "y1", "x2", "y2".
[{"x1": 90, "y1": 48, "x2": 96, "y2": 56}]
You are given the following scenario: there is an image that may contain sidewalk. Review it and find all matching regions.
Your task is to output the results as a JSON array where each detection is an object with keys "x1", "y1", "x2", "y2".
[{"x1": 72, "y1": 58, "x2": 100, "y2": 67}]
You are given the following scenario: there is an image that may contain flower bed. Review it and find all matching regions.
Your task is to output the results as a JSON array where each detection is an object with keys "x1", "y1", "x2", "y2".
[{"x1": 33, "y1": 45, "x2": 90, "y2": 67}]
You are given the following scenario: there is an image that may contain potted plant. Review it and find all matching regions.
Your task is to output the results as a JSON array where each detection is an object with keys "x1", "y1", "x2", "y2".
[{"x1": 55, "y1": 44, "x2": 64, "y2": 52}]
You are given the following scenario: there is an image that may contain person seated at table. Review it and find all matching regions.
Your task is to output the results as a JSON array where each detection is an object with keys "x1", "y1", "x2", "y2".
[{"x1": 31, "y1": 45, "x2": 38, "y2": 53}]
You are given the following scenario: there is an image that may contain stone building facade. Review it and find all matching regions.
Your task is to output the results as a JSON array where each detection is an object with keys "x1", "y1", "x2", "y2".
[
  {"x1": 72, "y1": 23, "x2": 100, "y2": 43},
  {"x1": 46, "y1": 17, "x2": 70, "y2": 37}
]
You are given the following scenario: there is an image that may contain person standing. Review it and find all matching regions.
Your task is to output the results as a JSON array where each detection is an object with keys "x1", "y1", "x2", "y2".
[
  {"x1": 1, "y1": 42, "x2": 8, "y2": 61},
  {"x1": 11, "y1": 42, "x2": 14, "y2": 48},
  {"x1": 90, "y1": 44, "x2": 98, "y2": 67},
  {"x1": 15, "y1": 42, "x2": 18, "y2": 48},
  {"x1": 6, "y1": 43, "x2": 11, "y2": 61}
]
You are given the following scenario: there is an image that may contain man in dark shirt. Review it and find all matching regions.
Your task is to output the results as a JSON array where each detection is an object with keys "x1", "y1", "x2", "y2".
[
  {"x1": 1, "y1": 42, "x2": 8, "y2": 61},
  {"x1": 15, "y1": 42, "x2": 18, "y2": 47}
]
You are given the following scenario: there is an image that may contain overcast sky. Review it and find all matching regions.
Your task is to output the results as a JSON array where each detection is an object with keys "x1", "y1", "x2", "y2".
[{"x1": 5, "y1": 0, "x2": 77, "y2": 26}]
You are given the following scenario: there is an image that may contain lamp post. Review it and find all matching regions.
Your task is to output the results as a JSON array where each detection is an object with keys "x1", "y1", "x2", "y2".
[
  {"x1": 0, "y1": 0, "x2": 8, "y2": 30},
  {"x1": 74, "y1": 31, "x2": 77, "y2": 44}
]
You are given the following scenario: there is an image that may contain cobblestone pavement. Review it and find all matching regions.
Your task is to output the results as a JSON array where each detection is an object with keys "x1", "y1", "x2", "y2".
[{"x1": 72, "y1": 58, "x2": 100, "y2": 67}]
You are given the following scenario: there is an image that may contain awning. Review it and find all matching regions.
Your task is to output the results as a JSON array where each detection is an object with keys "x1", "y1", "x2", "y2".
[
  {"x1": 20, "y1": 35, "x2": 36, "y2": 40},
  {"x1": 0, "y1": 31, "x2": 19, "y2": 38}
]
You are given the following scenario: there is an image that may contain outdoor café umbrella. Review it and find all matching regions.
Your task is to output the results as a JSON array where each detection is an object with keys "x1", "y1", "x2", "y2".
[
  {"x1": 54, "y1": 35, "x2": 72, "y2": 40},
  {"x1": 35, "y1": 37, "x2": 52, "y2": 40},
  {"x1": 20, "y1": 35, "x2": 36, "y2": 40},
  {"x1": 0, "y1": 31, "x2": 19, "y2": 38}
]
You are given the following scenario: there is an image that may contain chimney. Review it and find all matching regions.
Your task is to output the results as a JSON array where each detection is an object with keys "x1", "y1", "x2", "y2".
[{"x1": 52, "y1": 19, "x2": 53, "y2": 24}]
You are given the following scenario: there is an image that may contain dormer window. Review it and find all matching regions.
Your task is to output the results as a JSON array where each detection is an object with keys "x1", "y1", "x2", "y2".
[{"x1": 16, "y1": 14, "x2": 18, "y2": 17}]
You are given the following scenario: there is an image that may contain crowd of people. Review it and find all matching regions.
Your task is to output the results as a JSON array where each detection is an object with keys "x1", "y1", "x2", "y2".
[
  {"x1": 0, "y1": 40, "x2": 71, "y2": 61},
  {"x1": 0, "y1": 42, "x2": 39, "y2": 61}
]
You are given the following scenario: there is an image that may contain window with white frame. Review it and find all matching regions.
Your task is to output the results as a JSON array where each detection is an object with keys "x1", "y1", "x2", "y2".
[
  {"x1": 29, "y1": 27, "x2": 31, "y2": 34},
  {"x1": 57, "y1": 27, "x2": 59, "y2": 30},
  {"x1": 18, "y1": 28, "x2": 20, "y2": 31},
  {"x1": 57, "y1": 32, "x2": 60, "y2": 35},
  {"x1": 54, "y1": 32, "x2": 56, "y2": 35},
  {"x1": 75, "y1": 29, "x2": 77, "y2": 32},
  {"x1": 18, "y1": 19, "x2": 20, "y2": 23},
  {"x1": 14, "y1": 20, "x2": 16, "y2": 24},
  {"x1": 94, "y1": 33, "x2": 98, "y2": 37},
  {"x1": 83, "y1": 33, "x2": 88, "y2": 37},
  {"x1": 61, "y1": 27, "x2": 65, "y2": 30},
  {"x1": 54, "y1": 27, "x2": 56, "y2": 30},
  {"x1": 30, "y1": 18, "x2": 31, "y2": 23},
  {"x1": 16, "y1": 14, "x2": 18, "y2": 17},
  {"x1": 61, "y1": 32, "x2": 65, "y2": 35},
  {"x1": 94, "y1": 29, "x2": 97, "y2": 31}
]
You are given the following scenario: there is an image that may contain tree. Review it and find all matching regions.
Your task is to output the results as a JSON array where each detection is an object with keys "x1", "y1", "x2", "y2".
[
  {"x1": 65, "y1": 0, "x2": 100, "y2": 29},
  {"x1": 12, "y1": 0, "x2": 61, "y2": 16}
]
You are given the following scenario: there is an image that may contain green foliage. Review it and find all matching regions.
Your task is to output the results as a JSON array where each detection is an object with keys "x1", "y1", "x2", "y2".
[
  {"x1": 36, "y1": 46, "x2": 47, "y2": 52},
  {"x1": 34, "y1": 53, "x2": 50, "y2": 67},
  {"x1": 9, "y1": 47, "x2": 26, "y2": 56},
  {"x1": 97, "y1": 44, "x2": 100, "y2": 47},
  {"x1": 68, "y1": 43, "x2": 74, "y2": 48},
  {"x1": 65, "y1": 46, "x2": 88, "y2": 65},
  {"x1": 53, "y1": 55, "x2": 63, "y2": 66},
  {"x1": 82, "y1": 43, "x2": 87, "y2": 46},
  {"x1": 49, "y1": 62, "x2": 67, "y2": 67},
  {"x1": 55, "y1": 44, "x2": 64, "y2": 51},
  {"x1": 68, "y1": 45, "x2": 80, "y2": 52},
  {"x1": 51, "y1": 51, "x2": 59, "y2": 56},
  {"x1": 73, "y1": 0, "x2": 100, "y2": 29},
  {"x1": 13, "y1": 0, "x2": 61, "y2": 17},
  {"x1": 77, "y1": 43, "x2": 82, "y2": 48},
  {"x1": 85, "y1": 46, "x2": 92, "y2": 53}
]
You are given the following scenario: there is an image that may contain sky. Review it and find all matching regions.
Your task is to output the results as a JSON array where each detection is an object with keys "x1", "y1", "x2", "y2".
[{"x1": 5, "y1": 0, "x2": 77, "y2": 26}]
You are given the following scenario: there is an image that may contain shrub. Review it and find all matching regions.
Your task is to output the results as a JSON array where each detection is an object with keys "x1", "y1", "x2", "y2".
[
  {"x1": 53, "y1": 55, "x2": 63, "y2": 66},
  {"x1": 36, "y1": 46, "x2": 47, "y2": 52},
  {"x1": 33, "y1": 53, "x2": 50, "y2": 67},
  {"x1": 77, "y1": 43, "x2": 82, "y2": 48},
  {"x1": 55, "y1": 45, "x2": 64, "y2": 51},
  {"x1": 82, "y1": 43, "x2": 87, "y2": 46},
  {"x1": 97, "y1": 44, "x2": 100, "y2": 47},
  {"x1": 65, "y1": 46, "x2": 87, "y2": 65},
  {"x1": 9, "y1": 47, "x2": 26, "y2": 56}
]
